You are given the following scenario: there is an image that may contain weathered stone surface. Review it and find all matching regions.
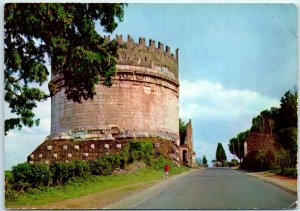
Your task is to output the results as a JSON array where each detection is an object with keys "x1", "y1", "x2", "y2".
[
  {"x1": 28, "y1": 35, "x2": 190, "y2": 165},
  {"x1": 50, "y1": 36, "x2": 179, "y2": 143},
  {"x1": 179, "y1": 120, "x2": 196, "y2": 167},
  {"x1": 28, "y1": 138, "x2": 181, "y2": 165}
]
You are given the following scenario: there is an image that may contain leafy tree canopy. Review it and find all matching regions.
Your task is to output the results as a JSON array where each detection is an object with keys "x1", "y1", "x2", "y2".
[
  {"x1": 276, "y1": 90, "x2": 298, "y2": 131},
  {"x1": 250, "y1": 108, "x2": 278, "y2": 134},
  {"x1": 228, "y1": 130, "x2": 248, "y2": 163},
  {"x1": 5, "y1": 3, "x2": 126, "y2": 134},
  {"x1": 216, "y1": 143, "x2": 227, "y2": 162}
]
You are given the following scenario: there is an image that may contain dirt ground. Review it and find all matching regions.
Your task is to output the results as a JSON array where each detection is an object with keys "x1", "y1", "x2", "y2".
[{"x1": 245, "y1": 171, "x2": 297, "y2": 193}]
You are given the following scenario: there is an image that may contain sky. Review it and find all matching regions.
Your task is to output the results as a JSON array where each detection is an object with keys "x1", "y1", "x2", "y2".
[{"x1": 4, "y1": 3, "x2": 298, "y2": 169}]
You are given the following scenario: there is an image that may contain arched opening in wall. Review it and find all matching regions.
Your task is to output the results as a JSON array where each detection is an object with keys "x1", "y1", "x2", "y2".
[{"x1": 182, "y1": 150, "x2": 187, "y2": 163}]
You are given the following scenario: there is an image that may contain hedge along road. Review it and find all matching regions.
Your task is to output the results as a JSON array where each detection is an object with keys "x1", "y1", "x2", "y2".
[{"x1": 107, "y1": 168, "x2": 297, "y2": 209}]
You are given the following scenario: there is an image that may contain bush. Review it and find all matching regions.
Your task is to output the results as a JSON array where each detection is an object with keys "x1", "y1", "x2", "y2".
[
  {"x1": 11, "y1": 163, "x2": 52, "y2": 191},
  {"x1": 231, "y1": 159, "x2": 239, "y2": 167},
  {"x1": 282, "y1": 168, "x2": 297, "y2": 177},
  {"x1": 128, "y1": 141, "x2": 154, "y2": 165},
  {"x1": 71, "y1": 160, "x2": 90, "y2": 178},
  {"x1": 151, "y1": 155, "x2": 177, "y2": 174},
  {"x1": 30, "y1": 164, "x2": 53, "y2": 187},
  {"x1": 105, "y1": 154, "x2": 121, "y2": 169},
  {"x1": 51, "y1": 162, "x2": 71, "y2": 185},
  {"x1": 89, "y1": 157, "x2": 112, "y2": 176},
  {"x1": 241, "y1": 150, "x2": 276, "y2": 171},
  {"x1": 222, "y1": 162, "x2": 231, "y2": 167}
]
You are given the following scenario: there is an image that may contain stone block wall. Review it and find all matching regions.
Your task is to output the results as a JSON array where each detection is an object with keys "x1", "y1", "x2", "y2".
[
  {"x1": 28, "y1": 138, "x2": 180, "y2": 165},
  {"x1": 179, "y1": 119, "x2": 195, "y2": 167},
  {"x1": 51, "y1": 73, "x2": 179, "y2": 140}
]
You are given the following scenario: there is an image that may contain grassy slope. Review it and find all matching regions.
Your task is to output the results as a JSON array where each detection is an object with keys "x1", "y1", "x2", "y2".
[{"x1": 6, "y1": 166, "x2": 189, "y2": 208}]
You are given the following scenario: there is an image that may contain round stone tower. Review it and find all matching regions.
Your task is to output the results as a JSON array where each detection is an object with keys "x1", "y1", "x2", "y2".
[
  {"x1": 28, "y1": 35, "x2": 182, "y2": 165},
  {"x1": 50, "y1": 35, "x2": 179, "y2": 143}
]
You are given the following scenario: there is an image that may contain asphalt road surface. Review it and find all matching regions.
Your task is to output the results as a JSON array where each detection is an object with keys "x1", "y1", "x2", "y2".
[{"x1": 134, "y1": 168, "x2": 297, "y2": 209}]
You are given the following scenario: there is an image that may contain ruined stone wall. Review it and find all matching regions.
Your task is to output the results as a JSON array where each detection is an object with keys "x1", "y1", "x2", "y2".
[
  {"x1": 28, "y1": 138, "x2": 180, "y2": 165},
  {"x1": 179, "y1": 119, "x2": 195, "y2": 167}
]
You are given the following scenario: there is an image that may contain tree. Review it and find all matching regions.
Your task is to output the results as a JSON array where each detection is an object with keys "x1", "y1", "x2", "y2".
[
  {"x1": 228, "y1": 130, "x2": 248, "y2": 163},
  {"x1": 202, "y1": 155, "x2": 207, "y2": 165},
  {"x1": 278, "y1": 127, "x2": 297, "y2": 167},
  {"x1": 275, "y1": 90, "x2": 297, "y2": 131},
  {"x1": 275, "y1": 90, "x2": 297, "y2": 167},
  {"x1": 215, "y1": 143, "x2": 227, "y2": 162},
  {"x1": 250, "y1": 108, "x2": 278, "y2": 134},
  {"x1": 179, "y1": 118, "x2": 186, "y2": 145},
  {"x1": 4, "y1": 3, "x2": 126, "y2": 134}
]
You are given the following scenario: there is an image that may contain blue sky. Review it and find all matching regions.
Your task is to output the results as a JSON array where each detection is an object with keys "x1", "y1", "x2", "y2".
[{"x1": 4, "y1": 4, "x2": 298, "y2": 169}]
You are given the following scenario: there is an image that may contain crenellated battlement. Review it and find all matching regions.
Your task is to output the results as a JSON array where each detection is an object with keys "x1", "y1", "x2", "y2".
[{"x1": 104, "y1": 35, "x2": 179, "y2": 79}]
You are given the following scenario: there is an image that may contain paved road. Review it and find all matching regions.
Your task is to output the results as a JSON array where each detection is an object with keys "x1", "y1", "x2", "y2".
[{"x1": 134, "y1": 168, "x2": 297, "y2": 209}]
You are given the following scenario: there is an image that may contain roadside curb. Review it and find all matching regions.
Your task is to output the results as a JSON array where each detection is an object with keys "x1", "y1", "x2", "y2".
[{"x1": 104, "y1": 169, "x2": 197, "y2": 209}]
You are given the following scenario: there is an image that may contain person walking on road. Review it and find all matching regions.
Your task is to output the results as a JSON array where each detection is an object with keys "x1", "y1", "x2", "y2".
[{"x1": 164, "y1": 164, "x2": 170, "y2": 177}]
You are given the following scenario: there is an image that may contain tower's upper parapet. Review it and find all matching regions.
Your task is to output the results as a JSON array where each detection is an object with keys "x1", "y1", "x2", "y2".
[{"x1": 105, "y1": 35, "x2": 179, "y2": 79}]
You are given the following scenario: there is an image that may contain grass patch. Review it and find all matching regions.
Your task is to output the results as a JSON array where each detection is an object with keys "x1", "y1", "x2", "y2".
[
  {"x1": 6, "y1": 165, "x2": 189, "y2": 208},
  {"x1": 269, "y1": 168, "x2": 297, "y2": 178}
]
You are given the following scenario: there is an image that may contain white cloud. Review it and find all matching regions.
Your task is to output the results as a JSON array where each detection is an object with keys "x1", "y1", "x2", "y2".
[
  {"x1": 179, "y1": 79, "x2": 281, "y2": 163},
  {"x1": 179, "y1": 79, "x2": 280, "y2": 122}
]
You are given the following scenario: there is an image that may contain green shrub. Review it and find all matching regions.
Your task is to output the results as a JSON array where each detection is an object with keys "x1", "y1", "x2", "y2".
[
  {"x1": 127, "y1": 141, "x2": 154, "y2": 165},
  {"x1": 105, "y1": 154, "x2": 121, "y2": 169},
  {"x1": 30, "y1": 164, "x2": 53, "y2": 187},
  {"x1": 222, "y1": 162, "x2": 230, "y2": 167},
  {"x1": 282, "y1": 168, "x2": 297, "y2": 177},
  {"x1": 89, "y1": 157, "x2": 112, "y2": 176},
  {"x1": 241, "y1": 150, "x2": 275, "y2": 171},
  {"x1": 51, "y1": 162, "x2": 71, "y2": 185},
  {"x1": 71, "y1": 160, "x2": 90, "y2": 178},
  {"x1": 11, "y1": 163, "x2": 52, "y2": 191},
  {"x1": 152, "y1": 155, "x2": 167, "y2": 170}
]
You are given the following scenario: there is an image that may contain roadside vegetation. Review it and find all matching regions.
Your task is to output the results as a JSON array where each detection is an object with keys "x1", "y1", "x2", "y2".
[
  {"x1": 5, "y1": 140, "x2": 189, "y2": 208},
  {"x1": 228, "y1": 90, "x2": 297, "y2": 177}
]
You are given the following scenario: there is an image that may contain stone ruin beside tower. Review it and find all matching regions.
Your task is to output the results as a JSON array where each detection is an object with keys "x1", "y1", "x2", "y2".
[{"x1": 28, "y1": 35, "x2": 195, "y2": 167}]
